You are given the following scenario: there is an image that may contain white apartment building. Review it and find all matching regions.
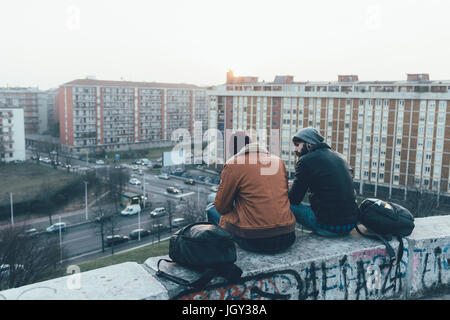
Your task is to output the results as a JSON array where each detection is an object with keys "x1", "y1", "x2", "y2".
[{"x1": 0, "y1": 102, "x2": 26, "y2": 162}]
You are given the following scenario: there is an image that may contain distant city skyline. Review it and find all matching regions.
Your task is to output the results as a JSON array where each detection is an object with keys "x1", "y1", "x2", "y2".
[{"x1": 1, "y1": 0, "x2": 450, "y2": 90}]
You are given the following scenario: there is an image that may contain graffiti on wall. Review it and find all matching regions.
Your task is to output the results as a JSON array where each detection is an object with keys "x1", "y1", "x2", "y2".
[
  {"x1": 411, "y1": 242, "x2": 450, "y2": 294},
  {"x1": 174, "y1": 246, "x2": 409, "y2": 300}
]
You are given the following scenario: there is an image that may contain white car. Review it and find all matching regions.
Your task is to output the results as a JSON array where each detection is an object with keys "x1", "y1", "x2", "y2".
[
  {"x1": 150, "y1": 207, "x2": 166, "y2": 217},
  {"x1": 172, "y1": 218, "x2": 186, "y2": 228},
  {"x1": 129, "y1": 178, "x2": 141, "y2": 185},
  {"x1": 158, "y1": 173, "x2": 170, "y2": 180},
  {"x1": 96, "y1": 160, "x2": 105, "y2": 165},
  {"x1": 46, "y1": 222, "x2": 67, "y2": 233}
]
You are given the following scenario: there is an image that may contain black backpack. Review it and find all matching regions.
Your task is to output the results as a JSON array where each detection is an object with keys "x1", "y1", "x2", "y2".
[
  {"x1": 356, "y1": 198, "x2": 415, "y2": 264},
  {"x1": 156, "y1": 222, "x2": 243, "y2": 288}
]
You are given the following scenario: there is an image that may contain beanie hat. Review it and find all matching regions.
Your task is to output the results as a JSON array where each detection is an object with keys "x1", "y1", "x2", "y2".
[{"x1": 292, "y1": 127, "x2": 324, "y2": 145}]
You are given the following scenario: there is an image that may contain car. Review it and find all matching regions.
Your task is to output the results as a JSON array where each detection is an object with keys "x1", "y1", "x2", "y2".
[
  {"x1": 166, "y1": 186, "x2": 181, "y2": 194},
  {"x1": 95, "y1": 160, "x2": 105, "y2": 165},
  {"x1": 46, "y1": 222, "x2": 67, "y2": 233},
  {"x1": 158, "y1": 173, "x2": 170, "y2": 180},
  {"x1": 105, "y1": 235, "x2": 129, "y2": 247},
  {"x1": 152, "y1": 163, "x2": 162, "y2": 169},
  {"x1": 24, "y1": 228, "x2": 39, "y2": 237},
  {"x1": 95, "y1": 214, "x2": 113, "y2": 223},
  {"x1": 129, "y1": 178, "x2": 141, "y2": 185},
  {"x1": 150, "y1": 207, "x2": 166, "y2": 217},
  {"x1": 129, "y1": 229, "x2": 151, "y2": 240},
  {"x1": 172, "y1": 218, "x2": 186, "y2": 228},
  {"x1": 0, "y1": 264, "x2": 25, "y2": 279},
  {"x1": 152, "y1": 223, "x2": 169, "y2": 232},
  {"x1": 184, "y1": 179, "x2": 195, "y2": 185}
]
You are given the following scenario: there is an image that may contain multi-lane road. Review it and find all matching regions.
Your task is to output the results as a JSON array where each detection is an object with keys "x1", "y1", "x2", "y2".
[{"x1": 16, "y1": 154, "x2": 220, "y2": 263}]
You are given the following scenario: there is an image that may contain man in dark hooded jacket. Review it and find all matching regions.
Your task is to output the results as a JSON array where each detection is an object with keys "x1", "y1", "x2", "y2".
[{"x1": 288, "y1": 127, "x2": 358, "y2": 236}]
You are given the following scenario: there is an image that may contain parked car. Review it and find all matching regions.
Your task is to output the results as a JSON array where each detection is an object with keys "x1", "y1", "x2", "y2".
[
  {"x1": 105, "y1": 235, "x2": 129, "y2": 247},
  {"x1": 152, "y1": 223, "x2": 169, "y2": 232},
  {"x1": 95, "y1": 159, "x2": 105, "y2": 165},
  {"x1": 184, "y1": 179, "x2": 195, "y2": 185},
  {"x1": 129, "y1": 229, "x2": 150, "y2": 240},
  {"x1": 172, "y1": 218, "x2": 186, "y2": 228},
  {"x1": 152, "y1": 163, "x2": 162, "y2": 169},
  {"x1": 120, "y1": 204, "x2": 141, "y2": 216},
  {"x1": 46, "y1": 222, "x2": 67, "y2": 233},
  {"x1": 166, "y1": 186, "x2": 181, "y2": 194},
  {"x1": 158, "y1": 173, "x2": 170, "y2": 180},
  {"x1": 150, "y1": 207, "x2": 166, "y2": 217},
  {"x1": 129, "y1": 178, "x2": 141, "y2": 185}
]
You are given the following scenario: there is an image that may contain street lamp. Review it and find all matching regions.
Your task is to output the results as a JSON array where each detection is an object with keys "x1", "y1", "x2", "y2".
[
  {"x1": 10, "y1": 192, "x2": 14, "y2": 226},
  {"x1": 84, "y1": 181, "x2": 88, "y2": 220}
]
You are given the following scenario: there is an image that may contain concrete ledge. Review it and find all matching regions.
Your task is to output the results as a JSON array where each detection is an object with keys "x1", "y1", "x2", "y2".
[
  {"x1": 0, "y1": 215, "x2": 448, "y2": 300},
  {"x1": 0, "y1": 262, "x2": 168, "y2": 300},
  {"x1": 405, "y1": 216, "x2": 450, "y2": 298},
  {"x1": 145, "y1": 230, "x2": 409, "y2": 300}
]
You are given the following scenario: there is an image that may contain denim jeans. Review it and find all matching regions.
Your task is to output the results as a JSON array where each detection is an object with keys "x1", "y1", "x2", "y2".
[
  {"x1": 290, "y1": 203, "x2": 351, "y2": 237},
  {"x1": 205, "y1": 204, "x2": 295, "y2": 253}
]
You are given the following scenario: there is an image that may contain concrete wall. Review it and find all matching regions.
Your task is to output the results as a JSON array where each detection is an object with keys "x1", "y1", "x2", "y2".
[{"x1": 0, "y1": 216, "x2": 448, "y2": 300}]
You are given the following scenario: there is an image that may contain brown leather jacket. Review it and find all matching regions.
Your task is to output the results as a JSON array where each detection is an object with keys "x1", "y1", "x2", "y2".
[{"x1": 214, "y1": 143, "x2": 296, "y2": 239}]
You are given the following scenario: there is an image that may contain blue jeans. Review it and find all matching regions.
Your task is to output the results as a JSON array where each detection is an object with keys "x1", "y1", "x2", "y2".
[
  {"x1": 290, "y1": 203, "x2": 351, "y2": 237},
  {"x1": 205, "y1": 204, "x2": 295, "y2": 253}
]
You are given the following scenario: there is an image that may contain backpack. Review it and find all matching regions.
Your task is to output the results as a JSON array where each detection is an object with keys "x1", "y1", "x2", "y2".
[
  {"x1": 156, "y1": 222, "x2": 243, "y2": 288},
  {"x1": 356, "y1": 198, "x2": 415, "y2": 265}
]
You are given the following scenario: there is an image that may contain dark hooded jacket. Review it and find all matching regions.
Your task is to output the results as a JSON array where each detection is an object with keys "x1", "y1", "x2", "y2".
[{"x1": 288, "y1": 142, "x2": 358, "y2": 227}]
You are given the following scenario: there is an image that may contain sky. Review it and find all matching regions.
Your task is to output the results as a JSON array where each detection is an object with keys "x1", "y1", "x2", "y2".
[{"x1": 1, "y1": 0, "x2": 449, "y2": 90}]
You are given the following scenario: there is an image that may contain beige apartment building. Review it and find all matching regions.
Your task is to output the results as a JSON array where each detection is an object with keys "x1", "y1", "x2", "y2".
[{"x1": 208, "y1": 72, "x2": 450, "y2": 202}]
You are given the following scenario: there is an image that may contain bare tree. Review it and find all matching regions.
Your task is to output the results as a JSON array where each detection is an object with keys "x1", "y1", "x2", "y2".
[
  {"x1": 403, "y1": 187, "x2": 439, "y2": 218},
  {"x1": 37, "y1": 180, "x2": 58, "y2": 226},
  {"x1": 166, "y1": 200, "x2": 174, "y2": 233},
  {"x1": 102, "y1": 165, "x2": 130, "y2": 254},
  {"x1": 0, "y1": 225, "x2": 62, "y2": 290},
  {"x1": 182, "y1": 199, "x2": 206, "y2": 224}
]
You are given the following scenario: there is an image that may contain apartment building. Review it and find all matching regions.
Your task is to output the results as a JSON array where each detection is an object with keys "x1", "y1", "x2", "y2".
[
  {"x1": 58, "y1": 79, "x2": 208, "y2": 153},
  {"x1": 208, "y1": 72, "x2": 450, "y2": 200},
  {"x1": 0, "y1": 87, "x2": 53, "y2": 135},
  {"x1": 0, "y1": 102, "x2": 26, "y2": 162}
]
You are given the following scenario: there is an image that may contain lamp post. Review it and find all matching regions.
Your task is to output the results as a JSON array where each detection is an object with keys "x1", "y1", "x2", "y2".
[
  {"x1": 10, "y1": 192, "x2": 13, "y2": 226},
  {"x1": 84, "y1": 181, "x2": 88, "y2": 220}
]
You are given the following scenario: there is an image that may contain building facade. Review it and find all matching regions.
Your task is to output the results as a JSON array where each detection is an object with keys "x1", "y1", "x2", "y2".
[
  {"x1": 58, "y1": 79, "x2": 208, "y2": 153},
  {"x1": 0, "y1": 87, "x2": 53, "y2": 135},
  {"x1": 208, "y1": 72, "x2": 450, "y2": 199},
  {"x1": 0, "y1": 102, "x2": 26, "y2": 162}
]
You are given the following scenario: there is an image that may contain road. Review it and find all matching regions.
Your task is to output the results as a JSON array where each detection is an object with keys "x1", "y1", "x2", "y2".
[{"x1": 5, "y1": 158, "x2": 219, "y2": 263}]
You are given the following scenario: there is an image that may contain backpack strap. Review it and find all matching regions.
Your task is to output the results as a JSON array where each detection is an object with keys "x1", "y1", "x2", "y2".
[
  {"x1": 156, "y1": 259, "x2": 242, "y2": 289},
  {"x1": 355, "y1": 224, "x2": 396, "y2": 263}
]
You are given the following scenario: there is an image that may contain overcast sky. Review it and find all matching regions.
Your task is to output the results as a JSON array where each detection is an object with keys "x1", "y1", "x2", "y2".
[{"x1": 1, "y1": 0, "x2": 449, "y2": 90}]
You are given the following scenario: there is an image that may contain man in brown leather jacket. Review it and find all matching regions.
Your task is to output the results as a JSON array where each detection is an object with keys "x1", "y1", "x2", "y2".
[{"x1": 206, "y1": 131, "x2": 296, "y2": 253}]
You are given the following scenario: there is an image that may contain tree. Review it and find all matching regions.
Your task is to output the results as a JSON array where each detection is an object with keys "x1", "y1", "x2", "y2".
[
  {"x1": 403, "y1": 187, "x2": 439, "y2": 218},
  {"x1": 166, "y1": 200, "x2": 174, "y2": 233},
  {"x1": 102, "y1": 165, "x2": 130, "y2": 254},
  {"x1": 182, "y1": 199, "x2": 206, "y2": 224},
  {"x1": 37, "y1": 180, "x2": 58, "y2": 226},
  {"x1": 0, "y1": 225, "x2": 62, "y2": 290}
]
